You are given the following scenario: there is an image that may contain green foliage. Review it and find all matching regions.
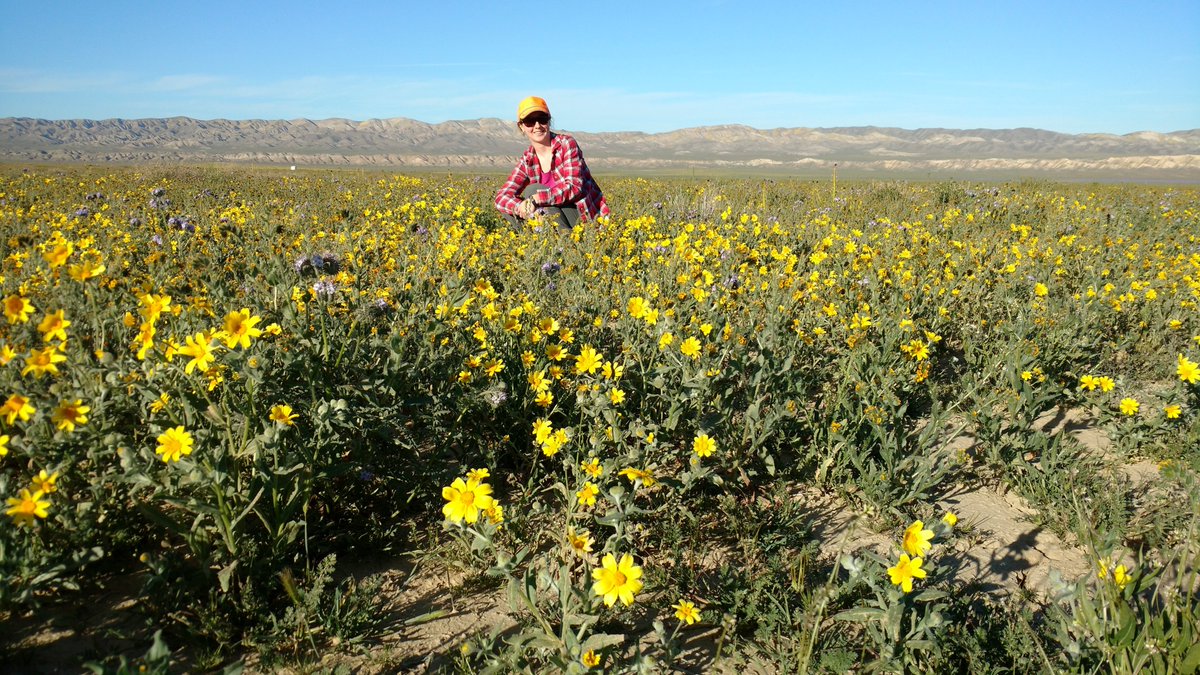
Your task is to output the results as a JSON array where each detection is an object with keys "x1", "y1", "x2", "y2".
[{"x1": 1, "y1": 167, "x2": 1198, "y2": 671}]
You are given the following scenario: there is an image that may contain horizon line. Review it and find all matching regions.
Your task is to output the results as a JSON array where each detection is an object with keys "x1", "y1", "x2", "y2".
[{"x1": 1, "y1": 115, "x2": 1196, "y2": 137}]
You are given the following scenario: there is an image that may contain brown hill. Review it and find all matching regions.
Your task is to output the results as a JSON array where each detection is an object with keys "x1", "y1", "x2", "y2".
[{"x1": 2, "y1": 117, "x2": 1198, "y2": 179}]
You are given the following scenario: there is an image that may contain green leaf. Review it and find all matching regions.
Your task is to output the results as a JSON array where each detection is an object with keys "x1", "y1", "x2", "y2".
[
  {"x1": 911, "y1": 589, "x2": 949, "y2": 602},
  {"x1": 832, "y1": 607, "x2": 886, "y2": 622},
  {"x1": 581, "y1": 632, "x2": 624, "y2": 651},
  {"x1": 1180, "y1": 643, "x2": 1200, "y2": 673},
  {"x1": 217, "y1": 561, "x2": 238, "y2": 592}
]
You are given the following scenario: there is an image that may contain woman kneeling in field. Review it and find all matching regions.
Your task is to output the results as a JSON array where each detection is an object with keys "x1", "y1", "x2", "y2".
[{"x1": 494, "y1": 96, "x2": 609, "y2": 229}]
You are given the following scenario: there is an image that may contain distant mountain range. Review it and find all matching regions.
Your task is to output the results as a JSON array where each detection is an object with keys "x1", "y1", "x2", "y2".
[{"x1": 2, "y1": 117, "x2": 1198, "y2": 179}]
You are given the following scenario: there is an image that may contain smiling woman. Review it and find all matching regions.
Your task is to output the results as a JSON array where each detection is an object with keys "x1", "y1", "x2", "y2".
[{"x1": 494, "y1": 96, "x2": 609, "y2": 229}]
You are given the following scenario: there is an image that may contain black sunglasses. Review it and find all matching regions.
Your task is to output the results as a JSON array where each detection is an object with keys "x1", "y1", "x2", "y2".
[{"x1": 520, "y1": 113, "x2": 550, "y2": 127}]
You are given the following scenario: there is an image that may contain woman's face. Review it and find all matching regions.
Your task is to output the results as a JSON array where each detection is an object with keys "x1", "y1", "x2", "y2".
[{"x1": 520, "y1": 113, "x2": 551, "y2": 144}]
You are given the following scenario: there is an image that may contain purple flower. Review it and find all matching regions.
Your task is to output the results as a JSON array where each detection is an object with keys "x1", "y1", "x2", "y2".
[
  {"x1": 151, "y1": 187, "x2": 166, "y2": 197},
  {"x1": 312, "y1": 280, "x2": 336, "y2": 298},
  {"x1": 75, "y1": 207, "x2": 90, "y2": 218},
  {"x1": 541, "y1": 261, "x2": 561, "y2": 275},
  {"x1": 150, "y1": 235, "x2": 163, "y2": 246},
  {"x1": 293, "y1": 255, "x2": 314, "y2": 276},
  {"x1": 130, "y1": 217, "x2": 142, "y2": 226}
]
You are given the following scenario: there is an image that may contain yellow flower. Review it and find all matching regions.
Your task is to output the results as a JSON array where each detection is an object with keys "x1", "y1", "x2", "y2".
[
  {"x1": 902, "y1": 339, "x2": 929, "y2": 361},
  {"x1": 466, "y1": 467, "x2": 490, "y2": 482},
  {"x1": 51, "y1": 400, "x2": 89, "y2": 432},
  {"x1": 532, "y1": 418, "x2": 553, "y2": 444},
  {"x1": 540, "y1": 428, "x2": 570, "y2": 457},
  {"x1": 1112, "y1": 564, "x2": 1132, "y2": 590},
  {"x1": 483, "y1": 359, "x2": 504, "y2": 377},
  {"x1": 591, "y1": 553, "x2": 644, "y2": 607},
  {"x1": 442, "y1": 476, "x2": 495, "y2": 524},
  {"x1": 484, "y1": 503, "x2": 504, "y2": 525},
  {"x1": 902, "y1": 520, "x2": 935, "y2": 557},
  {"x1": 1119, "y1": 398, "x2": 1140, "y2": 416},
  {"x1": 22, "y1": 346, "x2": 67, "y2": 378},
  {"x1": 138, "y1": 293, "x2": 173, "y2": 322},
  {"x1": 575, "y1": 345, "x2": 602, "y2": 376},
  {"x1": 658, "y1": 332, "x2": 674, "y2": 349},
  {"x1": 1097, "y1": 376, "x2": 1115, "y2": 393},
  {"x1": 619, "y1": 467, "x2": 655, "y2": 487},
  {"x1": 680, "y1": 337, "x2": 702, "y2": 359},
  {"x1": 0, "y1": 344, "x2": 16, "y2": 365},
  {"x1": 44, "y1": 239, "x2": 74, "y2": 267},
  {"x1": 581, "y1": 457, "x2": 603, "y2": 478},
  {"x1": 673, "y1": 599, "x2": 702, "y2": 625},
  {"x1": 68, "y1": 259, "x2": 106, "y2": 282},
  {"x1": 1, "y1": 394, "x2": 36, "y2": 426},
  {"x1": 568, "y1": 528, "x2": 594, "y2": 557},
  {"x1": 38, "y1": 310, "x2": 70, "y2": 342},
  {"x1": 577, "y1": 482, "x2": 599, "y2": 508},
  {"x1": 581, "y1": 650, "x2": 601, "y2": 668},
  {"x1": 942, "y1": 512, "x2": 958, "y2": 527},
  {"x1": 627, "y1": 296, "x2": 648, "y2": 319},
  {"x1": 1079, "y1": 375, "x2": 1098, "y2": 391},
  {"x1": 0, "y1": 434, "x2": 8, "y2": 456},
  {"x1": 608, "y1": 387, "x2": 626, "y2": 405},
  {"x1": 1034, "y1": 282, "x2": 1048, "y2": 297},
  {"x1": 602, "y1": 361, "x2": 624, "y2": 380},
  {"x1": 1164, "y1": 404, "x2": 1181, "y2": 419},
  {"x1": 179, "y1": 332, "x2": 216, "y2": 374},
  {"x1": 134, "y1": 322, "x2": 156, "y2": 360},
  {"x1": 149, "y1": 393, "x2": 170, "y2": 414},
  {"x1": 693, "y1": 433, "x2": 716, "y2": 458},
  {"x1": 6, "y1": 488, "x2": 50, "y2": 526},
  {"x1": 31, "y1": 469, "x2": 58, "y2": 494},
  {"x1": 1178, "y1": 354, "x2": 1199, "y2": 385},
  {"x1": 220, "y1": 309, "x2": 264, "y2": 349},
  {"x1": 887, "y1": 554, "x2": 927, "y2": 593},
  {"x1": 546, "y1": 344, "x2": 565, "y2": 361},
  {"x1": 3, "y1": 295, "x2": 34, "y2": 324},
  {"x1": 155, "y1": 426, "x2": 195, "y2": 463},
  {"x1": 270, "y1": 404, "x2": 298, "y2": 426}
]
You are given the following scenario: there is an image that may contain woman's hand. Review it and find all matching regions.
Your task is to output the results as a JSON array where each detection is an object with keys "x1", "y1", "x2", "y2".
[{"x1": 518, "y1": 198, "x2": 536, "y2": 219}]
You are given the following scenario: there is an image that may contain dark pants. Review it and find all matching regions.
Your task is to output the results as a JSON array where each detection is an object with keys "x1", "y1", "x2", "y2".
[{"x1": 504, "y1": 184, "x2": 579, "y2": 230}]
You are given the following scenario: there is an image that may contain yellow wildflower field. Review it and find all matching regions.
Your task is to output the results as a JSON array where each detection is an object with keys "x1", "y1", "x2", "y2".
[{"x1": 1, "y1": 167, "x2": 1197, "y2": 672}]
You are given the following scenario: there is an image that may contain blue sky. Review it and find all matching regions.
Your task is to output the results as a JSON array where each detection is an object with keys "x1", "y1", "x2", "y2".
[{"x1": 1, "y1": 0, "x2": 1196, "y2": 134}]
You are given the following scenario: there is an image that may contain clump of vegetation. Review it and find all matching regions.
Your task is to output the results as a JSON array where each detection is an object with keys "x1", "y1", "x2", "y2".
[{"x1": 1, "y1": 167, "x2": 1197, "y2": 672}]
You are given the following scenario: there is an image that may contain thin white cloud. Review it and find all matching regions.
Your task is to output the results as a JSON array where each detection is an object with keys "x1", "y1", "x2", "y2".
[
  {"x1": 0, "y1": 67, "x2": 127, "y2": 93},
  {"x1": 148, "y1": 74, "x2": 225, "y2": 91}
]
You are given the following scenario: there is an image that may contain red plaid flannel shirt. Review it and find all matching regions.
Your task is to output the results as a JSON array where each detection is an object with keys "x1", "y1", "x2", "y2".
[{"x1": 494, "y1": 133, "x2": 610, "y2": 222}]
